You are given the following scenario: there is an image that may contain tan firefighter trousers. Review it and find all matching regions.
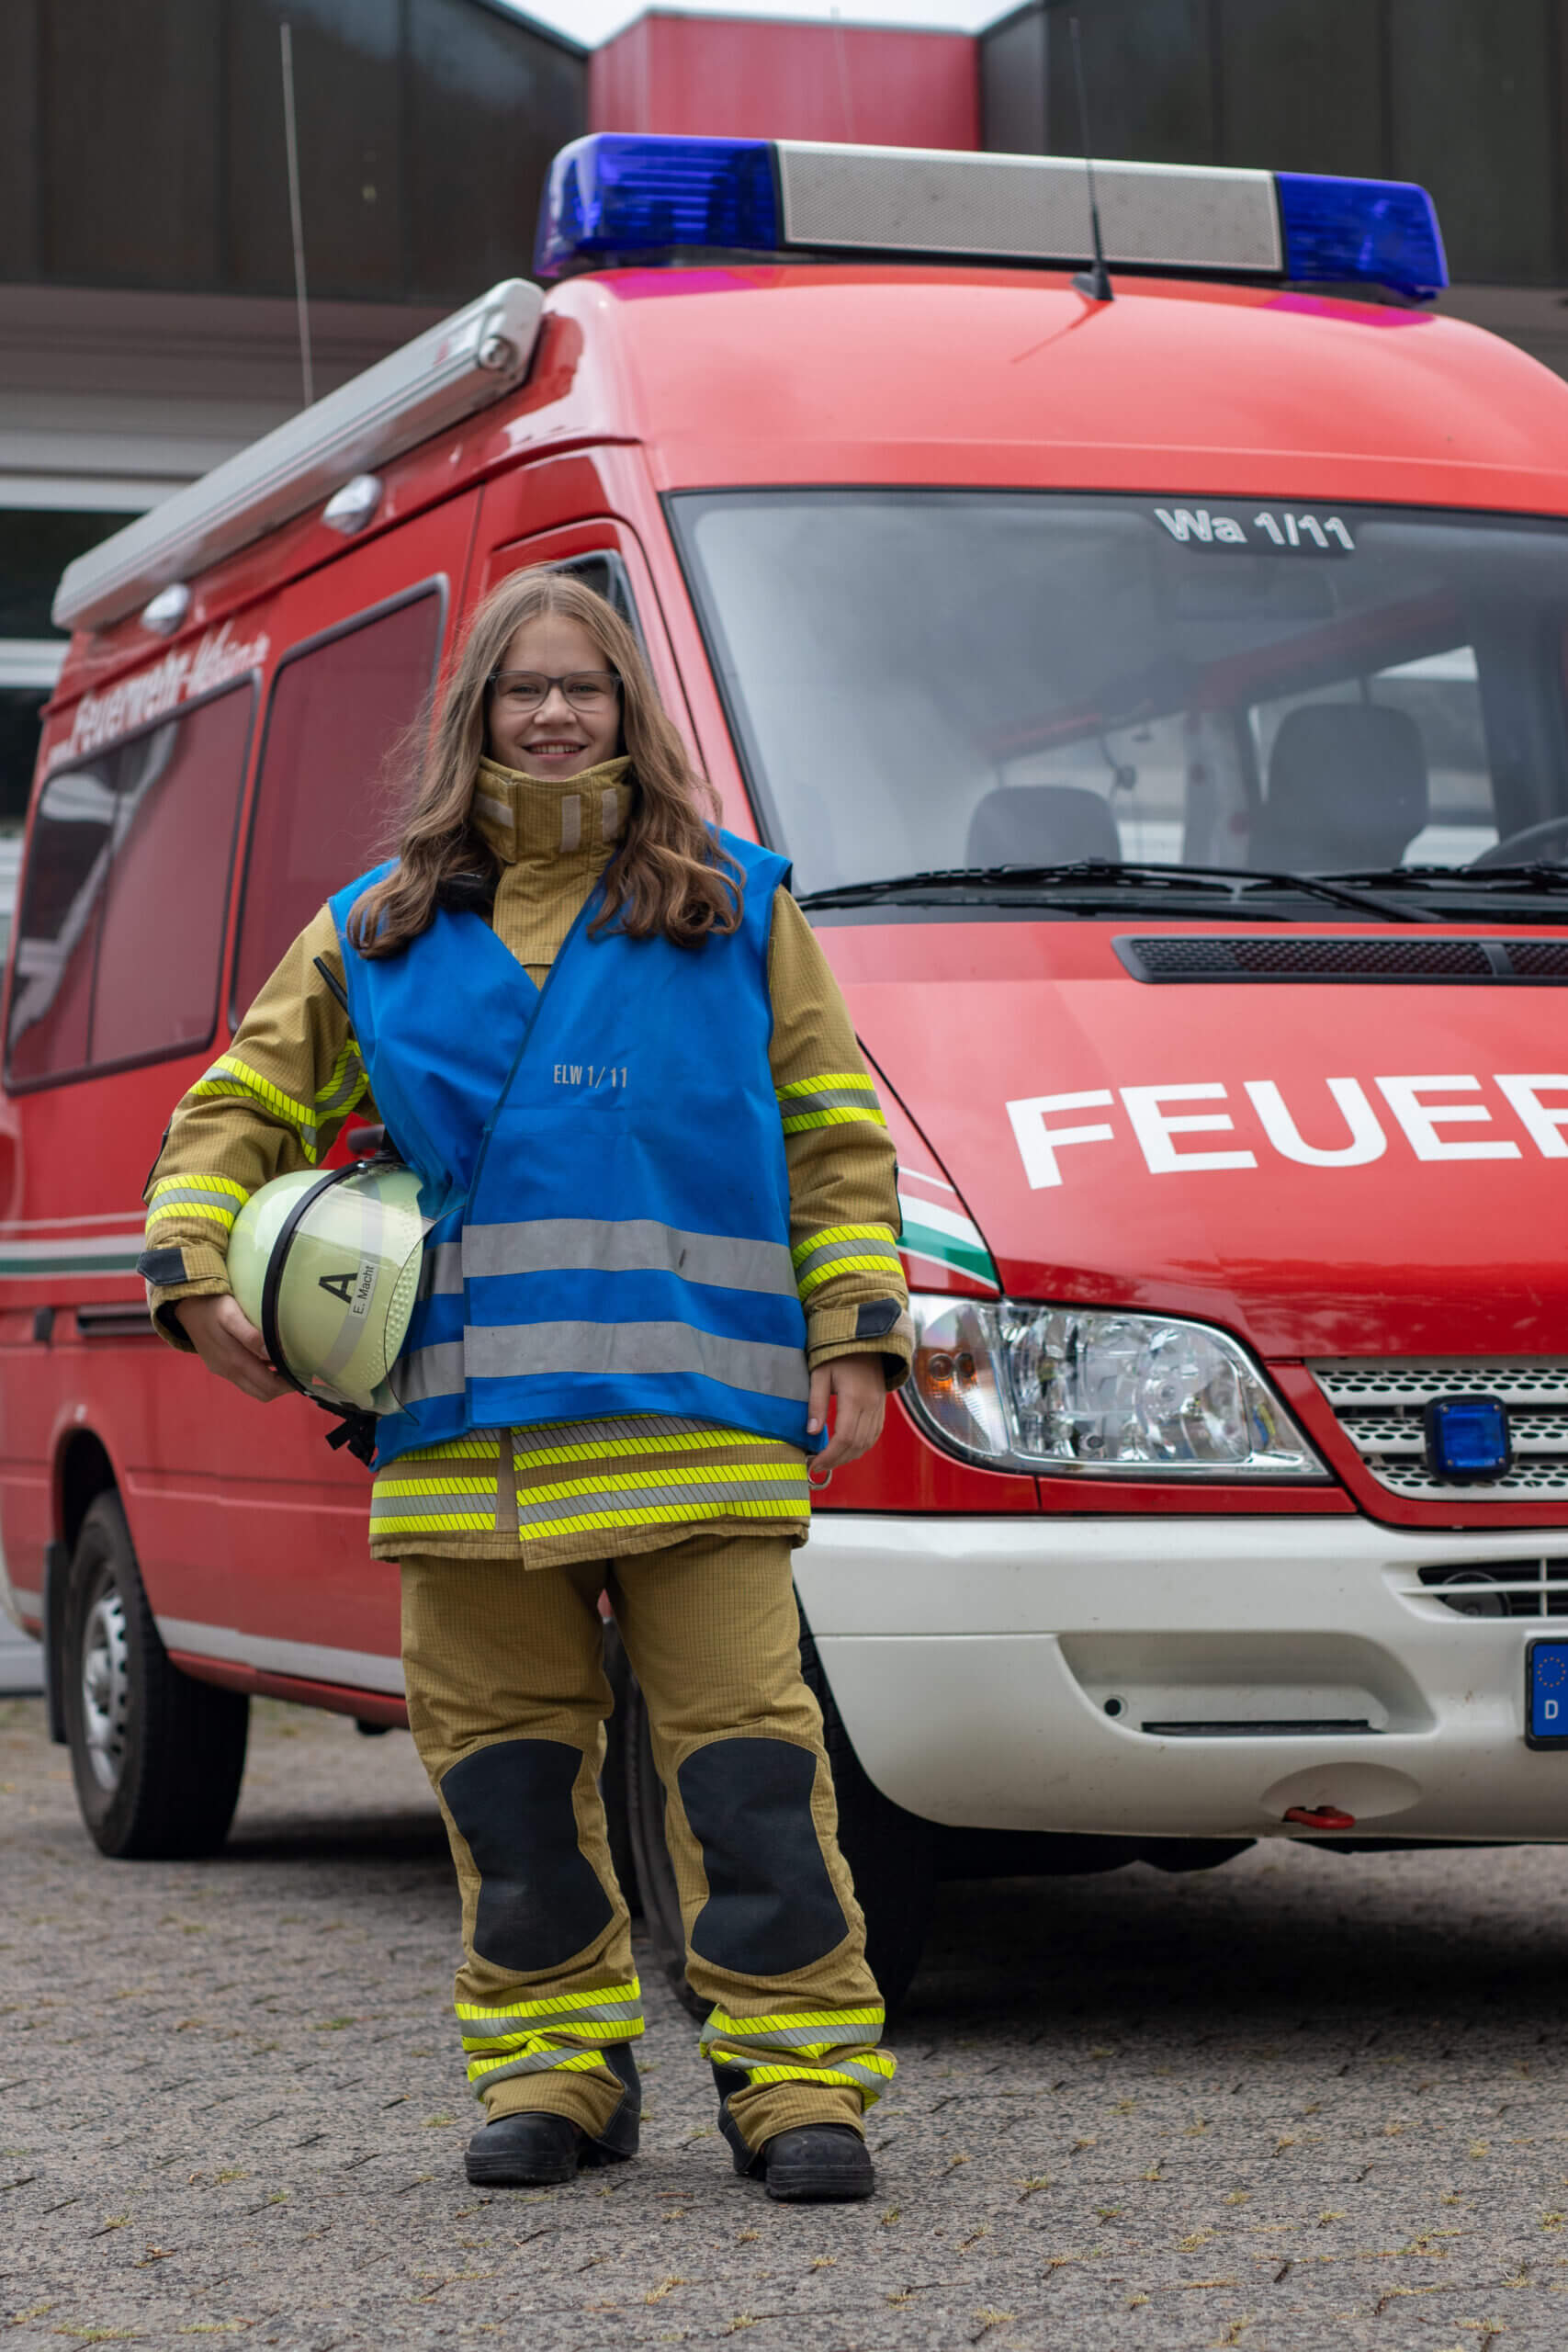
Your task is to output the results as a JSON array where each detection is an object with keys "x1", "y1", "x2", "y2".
[{"x1": 400, "y1": 1532, "x2": 895, "y2": 2152}]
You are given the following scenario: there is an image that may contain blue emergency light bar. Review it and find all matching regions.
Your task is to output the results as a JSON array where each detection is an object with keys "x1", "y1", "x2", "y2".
[{"x1": 536, "y1": 133, "x2": 1447, "y2": 302}]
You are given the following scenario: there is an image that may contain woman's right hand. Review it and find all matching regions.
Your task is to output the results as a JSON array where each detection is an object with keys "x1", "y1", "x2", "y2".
[{"x1": 173, "y1": 1294, "x2": 295, "y2": 1403}]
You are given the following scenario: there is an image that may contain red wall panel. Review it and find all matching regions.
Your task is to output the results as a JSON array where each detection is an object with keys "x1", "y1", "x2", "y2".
[{"x1": 590, "y1": 11, "x2": 978, "y2": 151}]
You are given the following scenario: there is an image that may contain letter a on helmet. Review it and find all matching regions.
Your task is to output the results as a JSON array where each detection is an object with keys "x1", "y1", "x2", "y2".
[{"x1": 227, "y1": 1162, "x2": 426, "y2": 1415}]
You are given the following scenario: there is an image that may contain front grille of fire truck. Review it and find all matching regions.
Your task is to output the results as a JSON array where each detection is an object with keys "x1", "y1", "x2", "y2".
[{"x1": 1312, "y1": 1361, "x2": 1568, "y2": 1500}]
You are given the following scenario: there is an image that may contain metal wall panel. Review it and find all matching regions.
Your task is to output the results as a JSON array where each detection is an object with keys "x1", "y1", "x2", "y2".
[
  {"x1": 980, "y1": 0, "x2": 1567, "y2": 289},
  {"x1": 1216, "y1": 0, "x2": 1384, "y2": 176},
  {"x1": 981, "y1": 5, "x2": 1048, "y2": 160},
  {"x1": 227, "y1": 0, "x2": 406, "y2": 302},
  {"x1": 0, "y1": 0, "x2": 41, "y2": 280},
  {"x1": 1045, "y1": 0, "x2": 1215, "y2": 167},
  {"x1": 6, "y1": 0, "x2": 584, "y2": 306},
  {"x1": 1391, "y1": 0, "x2": 1556, "y2": 282},
  {"x1": 409, "y1": 0, "x2": 586, "y2": 301},
  {"x1": 41, "y1": 0, "x2": 222, "y2": 288}
]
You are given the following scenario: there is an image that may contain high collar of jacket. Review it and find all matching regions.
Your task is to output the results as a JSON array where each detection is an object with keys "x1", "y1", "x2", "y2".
[{"x1": 471, "y1": 754, "x2": 632, "y2": 867}]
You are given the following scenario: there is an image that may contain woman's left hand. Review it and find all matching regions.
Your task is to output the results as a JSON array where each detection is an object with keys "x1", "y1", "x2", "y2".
[{"x1": 807, "y1": 1351, "x2": 886, "y2": 1476}]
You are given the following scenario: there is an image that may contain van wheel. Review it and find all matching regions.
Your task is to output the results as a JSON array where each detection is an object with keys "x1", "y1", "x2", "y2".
[
  {"x1": 621, "y1": 1610, "x2": 934, "y2": 2018},
  {"x1": 62, "y1": 1492, "x2": 249, "y2": 1860}
]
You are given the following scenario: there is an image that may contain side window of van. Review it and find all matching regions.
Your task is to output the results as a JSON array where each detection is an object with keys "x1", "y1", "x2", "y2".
[
  {"x1": 5, "y1": 684, "x2": 254, "y2": 1091},
  {"x1": 232, "y1": 590, "x2": 443, "y2": 1015}
]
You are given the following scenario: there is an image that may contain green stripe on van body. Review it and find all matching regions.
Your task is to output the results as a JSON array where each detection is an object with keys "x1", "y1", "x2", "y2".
[
  {"x1": 896, "y1": 1193, "x2": 999, "y2": 1292},
  {"x1": 0, "y1": 1237, "x2": 141, "y2": 1277}
]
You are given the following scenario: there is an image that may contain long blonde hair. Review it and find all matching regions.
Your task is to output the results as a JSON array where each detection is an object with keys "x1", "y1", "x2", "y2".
[{"x1": 348, "y1": 571, "x2": 741, "y2": 956}]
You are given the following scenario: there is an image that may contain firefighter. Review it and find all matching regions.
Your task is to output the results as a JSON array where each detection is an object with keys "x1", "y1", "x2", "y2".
[{"x1": 139, "y1": 571, "x2": 911, "y2": 2203}]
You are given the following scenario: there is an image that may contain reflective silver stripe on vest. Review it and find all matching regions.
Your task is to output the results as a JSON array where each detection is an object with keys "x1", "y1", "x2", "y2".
[
  {"x1": 389, "y1": 1340, "x2": 466, "y2": 1405},
  {"x1": 463, "y1": 1217, "x2": 795, "y2": 1296},
  {"x1": 467, "y1": 1320, "x2": 810, "y2": 1401},
  {"x1": 416, "y1": 1241, "x2": 464, "y2": 1301}
]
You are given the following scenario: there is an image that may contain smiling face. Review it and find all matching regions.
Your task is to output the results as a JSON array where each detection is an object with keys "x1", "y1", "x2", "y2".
[{"x1": 485, "y1": 613, "x2": 622, "y2": 779}]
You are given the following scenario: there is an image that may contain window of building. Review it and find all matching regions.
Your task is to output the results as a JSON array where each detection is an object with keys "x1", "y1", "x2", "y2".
[
  {"x1": 0, "y1": 506, "x2": 132, "y2": 830},
  {"x1": 6, "y1": 683, "x2": 254, "y2": 1090},
  {"x1": 231, "y1": 589, "x2": 443, "y2": 1013}
]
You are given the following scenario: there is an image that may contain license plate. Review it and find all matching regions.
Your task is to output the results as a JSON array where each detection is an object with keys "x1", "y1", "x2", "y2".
[{"x1": 1526, "y1": 1640, "x2": 1568, "y2": 1747}]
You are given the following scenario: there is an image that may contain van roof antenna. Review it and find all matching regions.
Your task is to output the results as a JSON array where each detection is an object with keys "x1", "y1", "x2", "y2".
[
  {"x1": 1068, "y1": 9, "x2": 1114, "y2": 303},
  {"x1": 280, "y1": 21, "x2": 316, "y2": 406}
]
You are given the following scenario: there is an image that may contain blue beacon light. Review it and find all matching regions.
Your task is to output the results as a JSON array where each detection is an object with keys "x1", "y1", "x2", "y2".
[
  {"x1": 1424, "y1": 1396, "x2": 1512, "y2": 1484},
  {"x1": 1275, "y1": 173, "x2": 1448, "y2": 300},
  {"x1": 535, "y1": 133, "x2": 1447, "y2": 305},
  {"x1": 536, "y1": 135, "x2": 780, "y2": 279}
]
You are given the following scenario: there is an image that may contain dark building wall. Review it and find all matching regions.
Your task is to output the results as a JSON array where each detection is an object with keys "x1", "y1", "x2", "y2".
[
  {"x1": 0, "y1": 0, "x2": 586, "y2": 307},
  {"x1": 981, "y1": 0, "x2": 1567, "y2": 289}
]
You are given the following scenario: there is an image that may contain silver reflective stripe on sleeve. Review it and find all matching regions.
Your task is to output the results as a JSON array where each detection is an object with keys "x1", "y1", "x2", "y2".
[
  {"x1": 389, "y1": 1340, "x2": 466, "y2": 1405},
  {"x1": 467, "y1": 1320, "x2": 810, "y2": 1401},
  {"x1": 463, "y1": 1217, "x2": 795, "y2": 1296},
  {"x1": 784, "y1": 1085, "x2": 884, "y2": 1114}
]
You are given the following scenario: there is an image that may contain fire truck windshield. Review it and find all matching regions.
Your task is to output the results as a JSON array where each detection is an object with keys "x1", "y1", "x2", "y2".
[{"x1": 671, "y1": 490, "x2": 1568, "y2": 910}]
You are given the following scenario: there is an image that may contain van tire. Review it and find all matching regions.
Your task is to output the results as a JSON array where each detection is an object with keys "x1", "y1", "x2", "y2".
[
  {"x1": 620, "y1": 1608, "x2": 933, "y2": 2019},
  {"x1": 62, "y1": 1492, "x2": 249, "y2": 1860}
]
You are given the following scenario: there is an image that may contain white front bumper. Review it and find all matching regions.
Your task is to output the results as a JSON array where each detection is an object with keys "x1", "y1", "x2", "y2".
[{"x1": 794, "y1": 1513, "x2": 1568, "y2": 1842}]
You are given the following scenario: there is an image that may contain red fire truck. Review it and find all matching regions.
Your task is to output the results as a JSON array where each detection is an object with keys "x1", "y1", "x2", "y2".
[{"x1": 7, "y1": 136, "x2": 1568, "y2": 2003}]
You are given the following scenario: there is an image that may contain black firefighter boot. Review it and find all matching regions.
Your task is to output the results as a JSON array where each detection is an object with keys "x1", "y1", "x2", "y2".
[
  {"x1": 716, "y1": 2074, "x2": 874, "y2": 2203},
  {"x1": 464, "y1": 2044, "x2": 640, "y2": 2187}
]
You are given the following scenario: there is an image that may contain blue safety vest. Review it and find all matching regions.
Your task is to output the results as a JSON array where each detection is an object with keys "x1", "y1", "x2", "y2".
[{"x1": 328, "y1": 832, "x2": 812, "y2": 1470}]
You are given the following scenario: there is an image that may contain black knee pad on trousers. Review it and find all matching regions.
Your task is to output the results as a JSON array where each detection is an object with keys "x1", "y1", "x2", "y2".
[
  {"x1": 678, "y1": 1736, "x2": 848, "y2": 1975},
  {"x1": 441, "y1": 1738, "x2": 613, "y2": 1972}
]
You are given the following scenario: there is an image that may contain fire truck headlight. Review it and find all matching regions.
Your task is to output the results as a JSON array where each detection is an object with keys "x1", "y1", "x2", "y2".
[{"x1": 908, "y1": 1296, "x2": 1327, "y2": 1479}]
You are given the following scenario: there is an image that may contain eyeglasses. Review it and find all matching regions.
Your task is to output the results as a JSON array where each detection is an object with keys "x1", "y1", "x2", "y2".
[{"x1": 488, "y1": 670, "x2": 621, "y2": 711}]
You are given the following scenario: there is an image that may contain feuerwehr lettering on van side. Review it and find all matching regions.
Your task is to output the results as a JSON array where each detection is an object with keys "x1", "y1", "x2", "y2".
[
  {"x1": 1007, "y1": 1074, "x2": 1568, "y2": 1186},
  {"x1": 50, "y1": 619, "x2": 270, "y2": 769}
]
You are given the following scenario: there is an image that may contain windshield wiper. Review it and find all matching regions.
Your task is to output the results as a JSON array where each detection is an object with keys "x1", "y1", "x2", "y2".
[
  {"x1": 796, "y1": 861, "x2": 1231, "y2": 909},
  {"x1": 797, "y1": 859, "x2": 1437, "y2": 922},
  {"x1": 1322, "y1": 863, "x2": 1568, "y2": 899}
]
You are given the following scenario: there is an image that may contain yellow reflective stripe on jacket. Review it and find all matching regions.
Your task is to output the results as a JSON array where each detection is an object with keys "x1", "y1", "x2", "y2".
[
  {"x1": 517, "y1": 1496, "x2": 811, "y2": 1538},
  {"x1": 367, "y1": 1470, "x2": 501, "y2": 1536},
  {"x1": 790, "y1": 1224, "x2": 902, "y2": 1299},
  {"x1": 315, "y1": 1035, "x2": 369, "y2": 1119},
  {"x1": 515, "y1": 1460, "x2": 812, "y2": 1538},
  {"x1": 513, "y1": 1415, "x2": 782, "y2": 1469},
  {"x1": 191, "y1": 1055, "x2": 320, "y2": 1161},
  {"x1": 774, "y1": 1072, "x2": 886, "y2": 1135},
  {"x1": 144, "y1": 1172, "x2": 249, "y2": 1238}
]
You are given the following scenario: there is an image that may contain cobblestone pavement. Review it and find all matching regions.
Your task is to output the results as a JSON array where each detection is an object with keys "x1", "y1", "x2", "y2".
[{"x1": 6, "y1": 1690, "x2": 1568, "y2": 2351}]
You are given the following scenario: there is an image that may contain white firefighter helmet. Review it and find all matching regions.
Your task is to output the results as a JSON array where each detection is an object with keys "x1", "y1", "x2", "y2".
[{"x1": 226, "y1": 1162, "x2": 426, "y2": 1416}]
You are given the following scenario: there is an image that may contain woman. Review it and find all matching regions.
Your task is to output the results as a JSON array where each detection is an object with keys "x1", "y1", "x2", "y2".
[{"x1": 141, "y1": 571, "x2": 911, "y2": 2203}]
